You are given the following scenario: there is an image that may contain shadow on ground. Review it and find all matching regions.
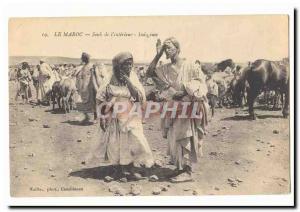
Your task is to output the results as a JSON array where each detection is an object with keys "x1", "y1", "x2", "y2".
[
  {"x1": 45, "y1": 108, "x2": 67, "y2": 114},
  {"x1": 221, "y1": 115, "x2": 251, "y2": 121},
  {"x1": 61, "y1": 120, "x2": 94, "y2": 126},
  {"x1": 222, "y1": 114, "x2": 283, "y2": 121},
  {"x1": 253, "y1": 105, "x2": 282, "y2": 111},
  {"x1": 241, "y1": 105, "x2": 282, "y2": 112},
  {"x1": 69, "y1": 165, "x2": 178, "y2": 182},
  {"x1": 256, "y1": 114, "x2": 284, "y2": 119}
]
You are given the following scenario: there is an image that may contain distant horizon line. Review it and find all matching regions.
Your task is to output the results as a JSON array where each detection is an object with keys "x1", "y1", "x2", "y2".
[
  {"x1": 9, "y1": 55, "x2": 289, "y2": 65},
  {"x1": 9, "y1": 55, "x2": 149, "y2": 64}
]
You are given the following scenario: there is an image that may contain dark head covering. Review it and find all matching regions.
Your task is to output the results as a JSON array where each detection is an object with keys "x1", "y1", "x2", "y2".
[{"x1": 112, "y1": 52, "x2": 133, "y2": 73}]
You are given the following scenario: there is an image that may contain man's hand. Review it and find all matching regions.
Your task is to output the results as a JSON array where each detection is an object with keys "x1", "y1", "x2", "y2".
[
  {"x1": 156, "y1": 39, "x2": 162, "y2": 54},
  {"x1": 122, "y1": 74, "x2": 130, "y2": 83},
  {"x1": 122, "y1": 75, "x2": 141, "y2": 101},
  {"x1": 146, "y1": 38, "x2": 165, "y2": 78},
  {"x1": 123, "y1": 75, "x2": 137, "y2": 91}
]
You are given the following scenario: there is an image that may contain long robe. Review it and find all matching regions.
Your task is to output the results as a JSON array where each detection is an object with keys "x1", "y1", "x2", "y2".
[
  {"x1": 94, "y1": 71, "x2": 154, "y2": 168},
  {"x1": 75, "y1": 63, "x2": 95, "y2": 112},
  {"x1": 75, "y1": 63, "x2": 111, "y2": 113},
  {"x1": 76, "y1": 63, "x2": 93, "y2": 104},
  {"x1": 37, "y1": 63, "x2": 55, "y2": 101},
  {"x1": 155, "y1": 59, "x2": 208, "y2": 170}
]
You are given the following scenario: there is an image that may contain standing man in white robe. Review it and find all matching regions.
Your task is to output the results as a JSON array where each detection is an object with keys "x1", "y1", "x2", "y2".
[
  {"x1": 146, "y1": 37, "x2": 209, "y2": 183},
  {"x1": 37, "y1": 59, "x2": 55, "y2": 105},
  {"x1": 75, "y1": 52, "x2": 110, "y2": 123}
]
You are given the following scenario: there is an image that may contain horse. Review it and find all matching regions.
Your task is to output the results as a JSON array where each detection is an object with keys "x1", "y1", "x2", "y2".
[{"x1": 233, "y1": 59, "x2": 289, "y2": 119}]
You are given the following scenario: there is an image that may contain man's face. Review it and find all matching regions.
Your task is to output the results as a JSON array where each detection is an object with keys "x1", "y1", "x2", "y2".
[{"x1": 164, "y1": 41, "x2": 178, "y2": 59}]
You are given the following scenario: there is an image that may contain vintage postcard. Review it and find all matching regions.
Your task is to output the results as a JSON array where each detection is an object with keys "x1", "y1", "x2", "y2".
[{"x1": 8, "y1": 15, "x2": 292, "y2": 200}]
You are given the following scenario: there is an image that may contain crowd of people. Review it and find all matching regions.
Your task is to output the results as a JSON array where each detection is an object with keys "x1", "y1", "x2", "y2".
[{"x1": 9, "y1": 37, "x2": 286, "y2": 183}]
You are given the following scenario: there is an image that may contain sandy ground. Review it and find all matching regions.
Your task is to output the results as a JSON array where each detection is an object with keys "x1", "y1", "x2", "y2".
[{"x1": 9, "y1": 81, "x2": 290, "y2": 197}]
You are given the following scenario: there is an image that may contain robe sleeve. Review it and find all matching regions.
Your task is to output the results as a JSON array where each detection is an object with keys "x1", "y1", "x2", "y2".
[
  {"x1": 45, "y1": 64, "x2": 53, "y2": 76},
  {"x1": 182, "y1": 62, "x2": 208, "y2": 100},
  {"x1": 94, "y1": 63, "x2": 112, "y2": 88},
  {"x1": 129, "y1": 71, "x2": 146, "y2": 104},
  {"x1": 95, "y1": 64, "x2": 113, "y2": 103},
  {"x1": 154, "y1": 64, "x2": 169, "y2": 86}
]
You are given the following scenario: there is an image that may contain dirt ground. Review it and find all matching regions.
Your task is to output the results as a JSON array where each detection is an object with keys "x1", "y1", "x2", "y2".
[{"x1": 9, "y1": 81, "x2": 290, "y2": 197}]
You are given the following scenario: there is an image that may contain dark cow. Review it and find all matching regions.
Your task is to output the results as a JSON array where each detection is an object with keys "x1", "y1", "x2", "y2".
[{"x1": 233, "y1": 59, "x2": 289, "y2": 119}]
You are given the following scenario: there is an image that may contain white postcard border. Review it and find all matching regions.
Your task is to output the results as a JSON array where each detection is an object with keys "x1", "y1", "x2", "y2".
[{"x1": 0, "y1": 0, "x2": 295, "y2": 207}]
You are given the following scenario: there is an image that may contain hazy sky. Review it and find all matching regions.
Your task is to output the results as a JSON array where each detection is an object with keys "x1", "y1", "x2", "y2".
[{"x1": 9, "y1": 15, "x2": 289, "y2": 63}]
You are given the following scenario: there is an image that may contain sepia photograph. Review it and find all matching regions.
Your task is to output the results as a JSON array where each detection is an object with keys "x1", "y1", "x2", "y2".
[{"x1": 7, "y1": 14, "x2": 293, "y2": 204}]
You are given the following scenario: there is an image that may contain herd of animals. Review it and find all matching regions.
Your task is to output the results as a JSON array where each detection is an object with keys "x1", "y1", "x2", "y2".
[
  {"x1": 146, "y1": 58, "x2": 289, "y2": 120},
  {"x1": 9, "y1": 57, "x2": 290, "y2": 120}
]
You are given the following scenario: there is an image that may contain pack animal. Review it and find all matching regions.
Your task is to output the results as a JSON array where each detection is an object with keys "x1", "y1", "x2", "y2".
[{"x1": 233, "y1": 59, "x2": 289, "y2": 119}]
